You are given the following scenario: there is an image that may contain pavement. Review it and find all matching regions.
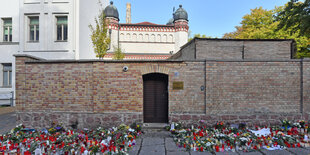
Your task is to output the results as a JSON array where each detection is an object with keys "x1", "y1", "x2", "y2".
[
  {"x1": 0, "y1": 112, "x2": 16, "y2": 134},
  {"x1": 1, "y1": 113, "x2": 310, "y2": 155},
  {"x1": 128, "y1": 129, "x2": 310, "y2": 155}
]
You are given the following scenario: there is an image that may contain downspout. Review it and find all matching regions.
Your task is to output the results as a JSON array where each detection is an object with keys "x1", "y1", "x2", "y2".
[{"x1": 242, "y1": 41, "x2": 245, "y2": 59}]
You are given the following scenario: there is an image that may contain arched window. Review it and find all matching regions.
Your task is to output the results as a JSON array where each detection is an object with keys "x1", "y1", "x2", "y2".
[
  {"x1": 120, "y1": 33, "x2": 125, "y2": 41},
  {"x1": 126, "y1": 33, "x2": 131, "y2": 41},
  {"x1": 150, "y1": 34, "x2": 155, "y2": 42},
  {"x1": 168, "y1": 34, "x2": 173, "y2": 42},
  {"x1": 133, "y1": 33, "x2": 137, "y2": 41},
  {"x1": 157, "y1": 34, "x2": 161, "y2": 42},
  {"x1": 163, "y1": 34, "x2": 167, "y2": 42},
  {"x1": 138, "y1": 34, "x2": 143, "y2": 41},
  {"x1": 145, "y1": 34, "x2": 149, "y2": 42}
]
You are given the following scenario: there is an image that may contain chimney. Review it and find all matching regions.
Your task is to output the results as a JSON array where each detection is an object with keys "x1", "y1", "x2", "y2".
[{"x1": 126, "y1": 3, "x2": 131, "y2": 23}]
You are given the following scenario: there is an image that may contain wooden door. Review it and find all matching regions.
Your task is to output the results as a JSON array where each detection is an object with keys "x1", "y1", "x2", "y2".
[{"x1": 143, "y1": 73, "x2": 168, "y2": 123}]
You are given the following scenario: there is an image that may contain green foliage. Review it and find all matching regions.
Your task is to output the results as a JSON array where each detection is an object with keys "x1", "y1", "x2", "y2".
[
  {"x1": 89, "y1": 10, "x2": 111, "y2": 59},
  {"x1": 188, "y1": 34, "x2": 211, "y2": 41},
  {"x1": 277, "y1": 0, "x2": 310, "y2": 37},
  {"x1": 112, "y1": 46, "x2": 125, "y2": 60},
  {"x1": 223, "y1": 5, "x2": 310, "y2": 58}
]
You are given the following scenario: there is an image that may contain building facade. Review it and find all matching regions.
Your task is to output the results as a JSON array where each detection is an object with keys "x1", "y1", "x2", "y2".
[
  {"x1": 0, "y1": 0, "x2": 109, "y2": 103},
  {"x1": 104, "y1": 2, "x2": 189, "y2": 59}
]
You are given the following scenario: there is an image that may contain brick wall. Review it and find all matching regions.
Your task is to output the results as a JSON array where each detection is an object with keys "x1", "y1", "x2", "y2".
[
  {"x1": 170, "y1": 40, "x2": 196, "y2": 60},
  {"x1": 15, "y1": 55, "x2": 310, "y2": 128},
  {"x1": 196, "y1": 40, "x2": 243, "y2": 60},
  {"x1": 173, "y1": 39, "x2": 293, "y2": 60},
  {"x1": 244, "y1": 41, "x2": 292, "y2": 59},
  {"x1": 303, "y1": 61, "x2": 310, "y2": 119},
  {"x1": 169, "y1": 61, "x2": 205, "y2": 114},
  {"x1": 206, "y1": 61, "x2": 301, "y2": 114}
]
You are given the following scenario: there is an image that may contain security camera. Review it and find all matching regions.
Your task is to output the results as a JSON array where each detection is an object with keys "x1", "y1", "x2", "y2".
[{"x1": 123, "y1": 66, "x2": 128, "y2": 72}]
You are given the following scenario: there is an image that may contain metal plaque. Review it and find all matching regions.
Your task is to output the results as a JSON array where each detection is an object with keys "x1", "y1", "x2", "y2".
[{"x1": 173, "y1": 81, "x2": 184, "y2": 90}]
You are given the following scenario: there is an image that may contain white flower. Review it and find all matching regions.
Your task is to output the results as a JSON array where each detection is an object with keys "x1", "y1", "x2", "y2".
[{"x1": 240, "y1": 137, "x2": 248, "y2": 142}]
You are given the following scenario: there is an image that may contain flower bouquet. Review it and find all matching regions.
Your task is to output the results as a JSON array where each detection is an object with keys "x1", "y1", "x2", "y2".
[
  {"x1": 169, "y1": 121, "x2": 306, "y2": 153},
  {"x1": 0, "y1": 123, "x2": 142, "y2": 154}
]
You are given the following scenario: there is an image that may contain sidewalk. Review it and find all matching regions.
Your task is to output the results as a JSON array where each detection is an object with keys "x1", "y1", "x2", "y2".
[
  {"x1": 0, "y1": 112, "x2": 16, "y2": 134},
  {"x1": 129, "y1": 130, "x2": 310, "y2": 155},
  {"x1": 0, "y1": 106, "x2": 15, "y2": 115}
]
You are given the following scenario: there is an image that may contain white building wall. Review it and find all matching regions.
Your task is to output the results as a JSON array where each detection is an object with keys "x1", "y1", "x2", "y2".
[
  {"x1": 20, "y1": 0, "x2": 75, "y2": 59},
  {"x1": 175, "y1": 31, "x2": 188, "y2": 53},
  {"x1": 112, "y1": 30, "x2": 178, "y2": 54},
  {"x1": 0, "y1": 0, "x2": 19, "y2": 99},
  {"x1": 79, "y1": 0, "x2": 109, "y2": 59},
  {"x1": 118, "y1": 31, "x2": 175, "y2": 54},
  {"x1": 0, "y1": 0, "x2": 108, "y2": 103}
]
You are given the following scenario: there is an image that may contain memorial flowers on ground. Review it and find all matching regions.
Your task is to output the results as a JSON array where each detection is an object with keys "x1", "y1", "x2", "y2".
[
  {"x1": 168, "y1": 120, "x2": 310, "y2": 153},
  {"x1": 0, "y1": 123, "x2": 142, "y2": 154}
]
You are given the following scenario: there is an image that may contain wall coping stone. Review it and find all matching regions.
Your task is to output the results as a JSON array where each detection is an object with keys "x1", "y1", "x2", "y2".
[
  {"x1": 23, "y1": 59, "x2": 310, "y2": 64},
  {"x1": 13, "y1": 54, "x2": 46, "y2": 60}
]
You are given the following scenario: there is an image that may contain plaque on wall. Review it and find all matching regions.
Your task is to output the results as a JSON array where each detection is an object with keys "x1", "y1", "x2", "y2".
[{"x1": 173, "y1": 81, "x2": 184, "y2": 90}]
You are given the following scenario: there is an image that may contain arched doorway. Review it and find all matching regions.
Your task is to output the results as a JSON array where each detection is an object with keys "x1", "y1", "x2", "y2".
[{"x1": 143, "y1": 73, "x2": 168, "y2": 123}]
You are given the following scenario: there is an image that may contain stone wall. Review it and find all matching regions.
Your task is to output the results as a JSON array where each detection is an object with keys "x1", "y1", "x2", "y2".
[{"x1": 15, "y1": 55, "x2": 309, "y2": 128}]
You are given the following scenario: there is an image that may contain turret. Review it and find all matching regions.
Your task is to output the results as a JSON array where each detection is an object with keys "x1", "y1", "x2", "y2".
[
  {"x1": 173, "y1": 5, "x2": 189, "y2": 52},
  {"x1": 104, "y1": 1, "x2": 119, "y2": 53}
]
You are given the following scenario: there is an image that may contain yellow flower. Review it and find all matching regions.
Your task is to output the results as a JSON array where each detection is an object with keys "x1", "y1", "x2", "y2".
[{"x1": 137, "y1": 125, "x2": 140, "y2": 127}]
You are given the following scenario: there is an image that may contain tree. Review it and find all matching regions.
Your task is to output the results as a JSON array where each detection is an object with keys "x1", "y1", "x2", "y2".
[
  {"x1": 112, "y1": 46, "x2": 125, "y2": 60},
  {"x1": 188, "y1": 34, "x2": 211, "y2": 42},
  {"x1": 276, "y1": 0, "x2": 310, "y2": 37},
  {"x1": 223, "y1": 6, "x2": 310, "y2": 58},
  {"x1": 89, "y1": 9, "x2": 110, "y2": 59}
]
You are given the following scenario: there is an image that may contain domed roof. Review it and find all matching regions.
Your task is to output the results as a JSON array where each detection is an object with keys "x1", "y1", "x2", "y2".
[
  {"x1": 104, "y1": 1, "x2": 119, "y2": 20},
  {"x1": 166, "y1": 18, "x2": 174, "y2": 25},
  {"x1": 173, "y1": 5, "x2": 188, "y2": 21}
]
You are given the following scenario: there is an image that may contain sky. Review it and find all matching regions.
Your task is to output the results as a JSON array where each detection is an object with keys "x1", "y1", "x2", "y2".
[{"x1": 111, "y1": 0, "x2": 291, "y2": 38}]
